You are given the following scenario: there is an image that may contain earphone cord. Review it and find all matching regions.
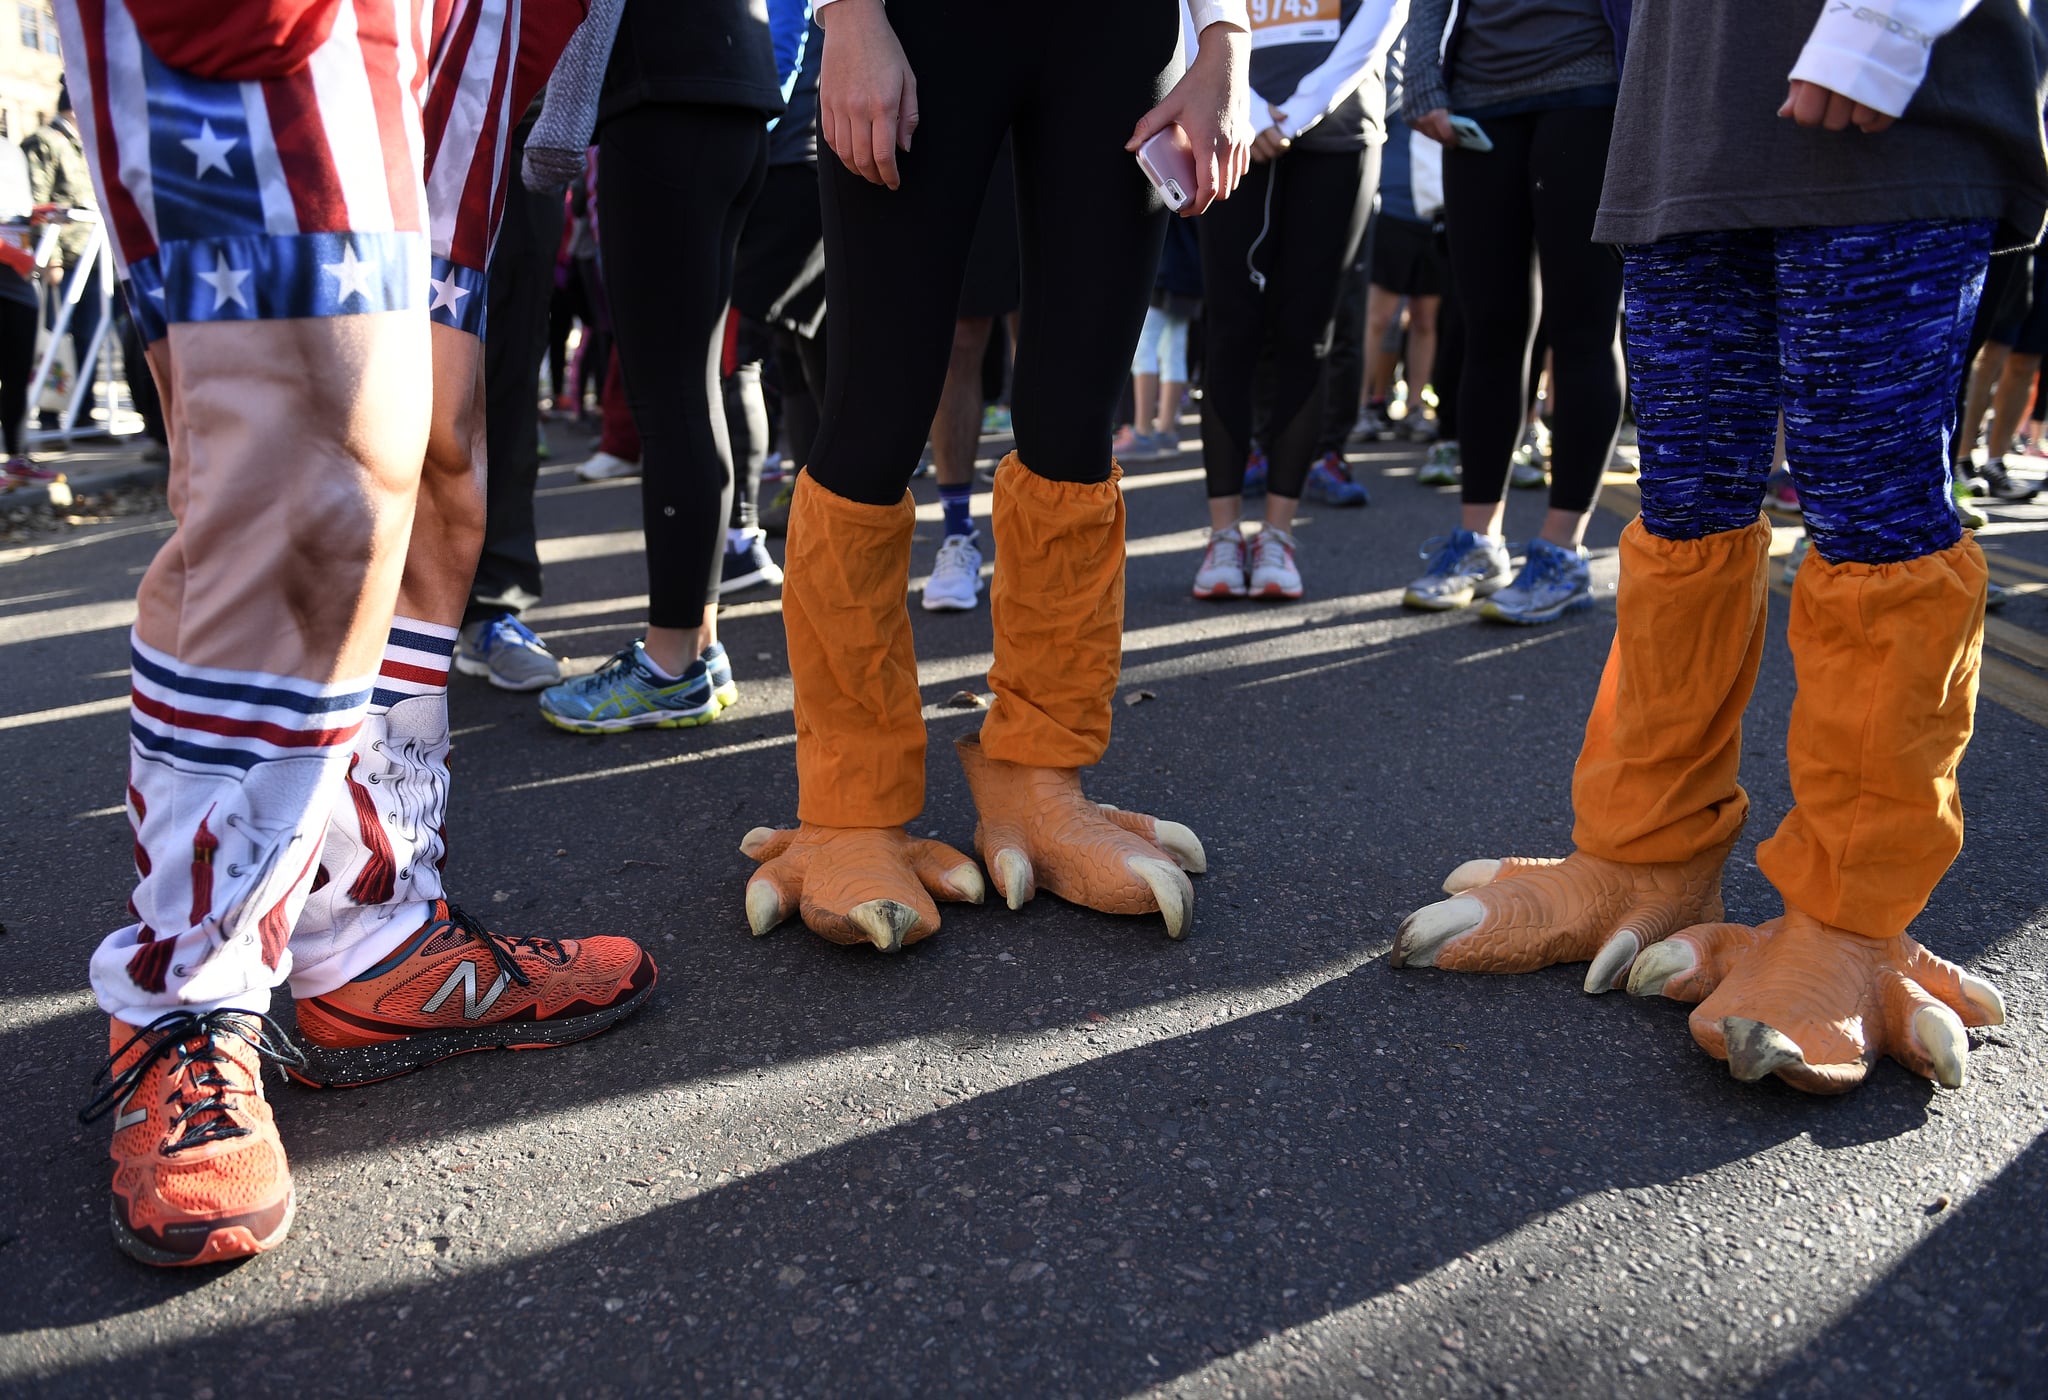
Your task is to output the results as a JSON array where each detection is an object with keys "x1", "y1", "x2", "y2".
[{"x1": 1245, "y1": 165, "x2": 1277, "y2": 293}]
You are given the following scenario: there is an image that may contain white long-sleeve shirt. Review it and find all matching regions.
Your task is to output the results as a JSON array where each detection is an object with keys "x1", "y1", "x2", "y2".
[{"x1": 1789, "y1": 0, "x2": 1983, "y2": 118}]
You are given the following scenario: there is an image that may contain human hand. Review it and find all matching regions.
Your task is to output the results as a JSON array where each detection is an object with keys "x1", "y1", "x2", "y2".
[
  {"x1": 1127, "y1": 22, "x2": 1251, "y2": 214},
  {"x1": 1252, "y1": 105, "x2": 1290, "y2": 163},
  {"x1": 1413, "y1": 108, "x2": 1457, "y2": 147},
  {"x1": 818, "y1": 0, "x2": 919, "y2": 189},
  {"x1": 1778, "y1": 80, "x2": 1893, "y2": 134}
]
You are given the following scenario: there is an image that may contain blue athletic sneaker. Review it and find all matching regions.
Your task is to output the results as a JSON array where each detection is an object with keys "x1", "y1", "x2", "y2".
[
  {"x1": 538, "y1": 641, "x2": 739, "y2": 734},
  {"x1": 1478, "y1": 539, "x2": 1594, "y2": 625},
  {"x1": 1401, "y1": 528, "x2": 1513, "y2": 611},
  {"x1": 1242, "y1": 446, "x2": 1269, "y2": 498},
  {"x1": 455, "y1": 613, "x2": 562, "y2": 692},
  {"x1": 1303, "y1": 452, "x2": 1369, "y2": 507}
]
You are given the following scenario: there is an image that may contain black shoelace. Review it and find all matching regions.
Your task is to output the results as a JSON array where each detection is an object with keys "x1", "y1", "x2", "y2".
[
  {"x1": 435, "y1": 902, "x2": 570, "y2": 989},
  {"x1": 80, "y1": 1009, "x2": 306, "y2": 1152}
]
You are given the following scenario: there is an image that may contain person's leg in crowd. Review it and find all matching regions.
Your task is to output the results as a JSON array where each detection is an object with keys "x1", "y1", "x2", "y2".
[
  {"x1": 720, "y1": 313, "x2": 784, "y2": 592},
  {"x1": 579, "y1": 343, "x2": 641, "y2": 479},
  {"x1": 1197, "y1": 146, "x2": 1373, "y2": 597},
  {"x1": 1406, "y1": 290, "x2": 1441, "y2": 430},
  {"x1": 1155, "y1": 310, "x2": 1189, "y2": 444},
  {"x1": 746, "y1": 0, "x2": 1202, "y2": 949},
  {"x1": 1974, "y1": 252, "x2": 2047, "y2": 501},
  {"x1": 1403, "y1": 114, "x2": 1538, "y2": 611},
  {"x1": 1306, "y1": 252, "x2": 1370, "y2": 507},
  {"x1": 65, "y1": 1, "x2": 429, "y2": 1267},
  {"x1": 1398, "y1": 218, "x2": 2004, "y2": 1094},
  {"x1": 540, "y1": 104, "x2": 766, "y2": 734},
  {"x1": 1476, "y1": 103, "x2": 1623, "y2": 625},
  {"x1": 1360, "y1": 282, "x2": 1402, "y2": 429},
  {"x1": 291, "y1": 22, "x2": 652, "y2": 1094},
  {"x1": 920, "y1": 140, "x2": 1018, "y2": 612},
  {"x1": 1420, "y1": 225, "x2": 1463, "y2": 484},
  {"x1": 0, "y1": 295, "x2": 38, "y2": 457},
  {"x1": 923, "y1": 313, "x2": 994, "y2": 612},
  {"x1": 456, "y1": 117, "x2": 567, "y2": 692}
]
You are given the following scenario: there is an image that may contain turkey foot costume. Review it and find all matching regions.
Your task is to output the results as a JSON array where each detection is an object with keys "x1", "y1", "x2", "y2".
[{"x1": 1628, "y1": 911, "x2": 2005, "y2": 1093}]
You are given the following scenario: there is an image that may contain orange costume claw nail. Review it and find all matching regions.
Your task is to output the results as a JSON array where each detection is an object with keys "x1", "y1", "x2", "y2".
[
  {"x1": 1392, "y1": 841, "x2": 1734, "y2": 990},
  {"x1": 1626, "y1": 909, "x2": 2006, "y2": 1093},
  {"x1": 742, "y1": 824, "x2": 984, "y2": 951},
  {"x1": 956, "y1": 735, "x2": 1204, "y2": 939}
]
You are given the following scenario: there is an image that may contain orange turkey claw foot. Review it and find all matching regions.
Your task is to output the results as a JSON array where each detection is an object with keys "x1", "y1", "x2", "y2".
[
  {"x1": 740, "y1": 823, "x2": 984, "y2": 951},
  {"x1": 1623, "y1": 909, "x2": 2006, "y2": 1094},
  {"x1": 1392, "y1": 841, "x2": 1735, "y2": 992},
  {"x1": 956, "y1": 735, "x2": 1204, "y2": 939}
]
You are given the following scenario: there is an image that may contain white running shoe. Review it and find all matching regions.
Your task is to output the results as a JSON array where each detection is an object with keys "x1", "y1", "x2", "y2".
[
  {"x1": 577, "y1": 450, "x2": 640, "y2": 482},
  {"x1": 1249, "y1": 527, "x2": 1303, "y2": 600},
  {"x1": 1192, "y1": 526, "x2": 1249, "y2": 600},
  {"x1": 922, "y1": 533, "x2": 983, "y2": 612}
]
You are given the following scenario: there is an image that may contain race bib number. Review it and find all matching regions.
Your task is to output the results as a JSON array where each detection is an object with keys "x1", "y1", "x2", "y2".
[{"x1": 1249, "y1": 0, "x2": 1342, "y2": 48}]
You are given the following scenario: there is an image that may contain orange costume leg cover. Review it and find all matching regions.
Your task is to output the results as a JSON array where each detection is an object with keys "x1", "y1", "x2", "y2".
[
  {"x1": 744, "y1": 475, "x2": 983, "y2": 949},
  {"x1": 1627, "y1": 539, "x2": 2006, "y2": 1092},
  {"x1": 958, "y1": 455, "x2": 1206, "y2": 937},
  {"x1": 1394, "y1": 517, "x2": 1770, "y2": 987}
]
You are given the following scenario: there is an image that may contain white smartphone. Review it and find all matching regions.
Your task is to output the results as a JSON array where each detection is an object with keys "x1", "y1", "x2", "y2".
[
  {"x1": 1447, "y1": 115, "x2": 1494, "y2": 152},
  {"x1": 1136, "y1": 126, "x2": 1198, "y2": 212}
]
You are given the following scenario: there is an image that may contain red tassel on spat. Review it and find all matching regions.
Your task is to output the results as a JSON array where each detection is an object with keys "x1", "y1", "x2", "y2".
[
  {"x1": 189, "y1": 808, "x2": 219, "y2": 926},
  {"x1": 258, "y1": 848, "x2": 319, "y2": 969},
  {"x1": 344, "y1": 754, "x2": 396, "y2": 905},
  {"x1": 128, "y1": 784, "x2": 151, "y2": 878},
  {"x1": 127, "y1": 936, "x2": 174, "y2": 993}
]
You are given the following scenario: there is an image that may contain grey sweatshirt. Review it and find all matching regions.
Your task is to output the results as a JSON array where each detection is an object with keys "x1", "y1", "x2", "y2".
[
  {"x1": 1594, "y1": 0, "x2": 2048, "y2": 248},
  {"x1": 1400, "y1": 0, "x2": 1617, "y2": 119}
]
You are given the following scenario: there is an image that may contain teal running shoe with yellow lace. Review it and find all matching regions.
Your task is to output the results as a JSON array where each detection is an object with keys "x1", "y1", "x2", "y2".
[{"x1": 538, "y1": 641, "x2": 739, "y2": 734}]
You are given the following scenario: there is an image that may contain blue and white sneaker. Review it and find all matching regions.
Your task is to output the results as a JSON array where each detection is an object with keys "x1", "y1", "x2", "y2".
[
  {"x1": 538, "y1": 641, "x2": 739, "y2": 734},
  {"x1": 1478, "y1": 539, "x2": 1594, "y2": 625},
  {"x1": 1303, "y1": 452, "x2": 1368, "y2": 507},
  {"x1": 455, "y1": 613, "x2": 562, "y2": 692},
  {"x1": 1242, "y1": 446, "x2": 1269, "y2": 499},
  {"x1": 720, "y1": 529, "x2": 784, "y2": 595},
  {"x1": 1401, "y1": 529, "x2": 1513, "y2": 611}
]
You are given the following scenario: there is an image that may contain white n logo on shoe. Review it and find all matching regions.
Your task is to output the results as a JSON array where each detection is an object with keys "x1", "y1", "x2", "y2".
[{"x1": 421, "y1": 959, "x2": 510, "y2": 1019}]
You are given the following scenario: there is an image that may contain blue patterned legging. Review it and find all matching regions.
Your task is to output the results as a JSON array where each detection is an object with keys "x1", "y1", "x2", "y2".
[{"x1": 1623, "y1": 220, "x2": 1991, "y2": 563}]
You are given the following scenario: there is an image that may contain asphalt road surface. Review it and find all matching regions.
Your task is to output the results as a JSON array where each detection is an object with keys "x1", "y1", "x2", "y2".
[{"x1": 4, "y1": 421, "x2": 2046, "y2": 1398}]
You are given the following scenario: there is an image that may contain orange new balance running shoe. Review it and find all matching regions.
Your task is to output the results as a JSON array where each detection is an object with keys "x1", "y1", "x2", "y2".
[
  {"x1": 289, "y1": 900, "x2": 656, "y2": 1088},
  {"x1": 80, "y1": 1010, "x2": 304, "y2": 1267}
]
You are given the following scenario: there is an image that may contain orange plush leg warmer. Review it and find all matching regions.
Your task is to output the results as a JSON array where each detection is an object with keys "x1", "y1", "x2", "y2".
[
  {"x1": 1627, "y1": 537, "x2": 2003, "y2": 1093},
  {"x1": 961, "y1": 455, "x2": 1205, "y2": 936},
  {"x1": 743, "y1": 474, "x2": 980, "y2": 948}
]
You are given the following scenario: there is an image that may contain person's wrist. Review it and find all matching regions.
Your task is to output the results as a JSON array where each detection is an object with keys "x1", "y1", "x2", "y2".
[{"x1": 818, "y1": 0, "x2": 883, "y2": 29}]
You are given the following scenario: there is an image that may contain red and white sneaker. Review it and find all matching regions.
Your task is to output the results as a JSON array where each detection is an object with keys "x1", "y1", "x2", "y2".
[
  {"x1": 1250, "y1": 526, "x2": 1304, "y2": 600},
  {"x1": 290, "y1": 900, "x2": 656, "y2": 1087},
  {"x1": 1192, "y1": 526, "x2": 1249, "y2": 600},
  {"x1": 81, "y1": 1011, "x2": 304, "y2": 1266},
  {"x1": 3, "y1": 457, "x2": 58, "y2": 486}
]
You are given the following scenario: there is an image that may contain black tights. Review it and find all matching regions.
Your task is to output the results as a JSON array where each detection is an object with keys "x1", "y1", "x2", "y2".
[
  {"x1": 1199, "y1": 146, "x2": 1374, "y2": 500},
  {"x1": 0, "y1": 298, "x2": 37, "y2": 455},
  {"x1": 1444, "y1": 104, "x2": 1622, "y2": 513},
  {"x1": 599, "y1": 104, "x2": 766, "y2": 627},
  {"x1": 808, "y1": 0, "x2": 1178, "y2": 505}
]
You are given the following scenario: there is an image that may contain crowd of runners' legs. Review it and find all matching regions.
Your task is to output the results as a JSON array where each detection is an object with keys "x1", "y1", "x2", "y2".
[{"x1": 43, "y1": 0, "x2": 2046, "y2": 1270}]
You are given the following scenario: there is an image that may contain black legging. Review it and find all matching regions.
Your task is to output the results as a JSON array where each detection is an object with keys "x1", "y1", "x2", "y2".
[
  {"x1": 1198, "y1": 145, "x2": 1375, "y2": 500},
  {"x1": 1443, "y1": 103, "x2": 1622, "y2": 512},
  {"x1": 600, "y1": 104, "x2": 767, "y2": 627},
  {"x1": 809, "y1": 0, "x2": 1178, "y2": 504},
  {"x1": 0, "y1": 296, "x2": 35, "y2": 455}
]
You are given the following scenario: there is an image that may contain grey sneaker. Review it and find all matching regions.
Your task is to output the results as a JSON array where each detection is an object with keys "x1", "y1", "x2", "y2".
[
  {"x1": 1478, "y1": 539, "x2": 1594, "y2": 625},
  {"x1": 1402, "y1": 529, "x2": 1512, "y2": 611},
  {"x1": 456, "y1": 614, "x2": 563, "y2": 692},
  {"x1": 1418, "y1": 441, "x2": 1461, "y2": 486},
  {"x1": 1509, "y1": 425, "x2": 1548, "y2": 488}
]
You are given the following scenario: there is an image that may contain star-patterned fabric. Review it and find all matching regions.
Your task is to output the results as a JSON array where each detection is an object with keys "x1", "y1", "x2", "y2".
[{"x1": 58, "y1": 0, "x2": 433, "y2": 340}]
